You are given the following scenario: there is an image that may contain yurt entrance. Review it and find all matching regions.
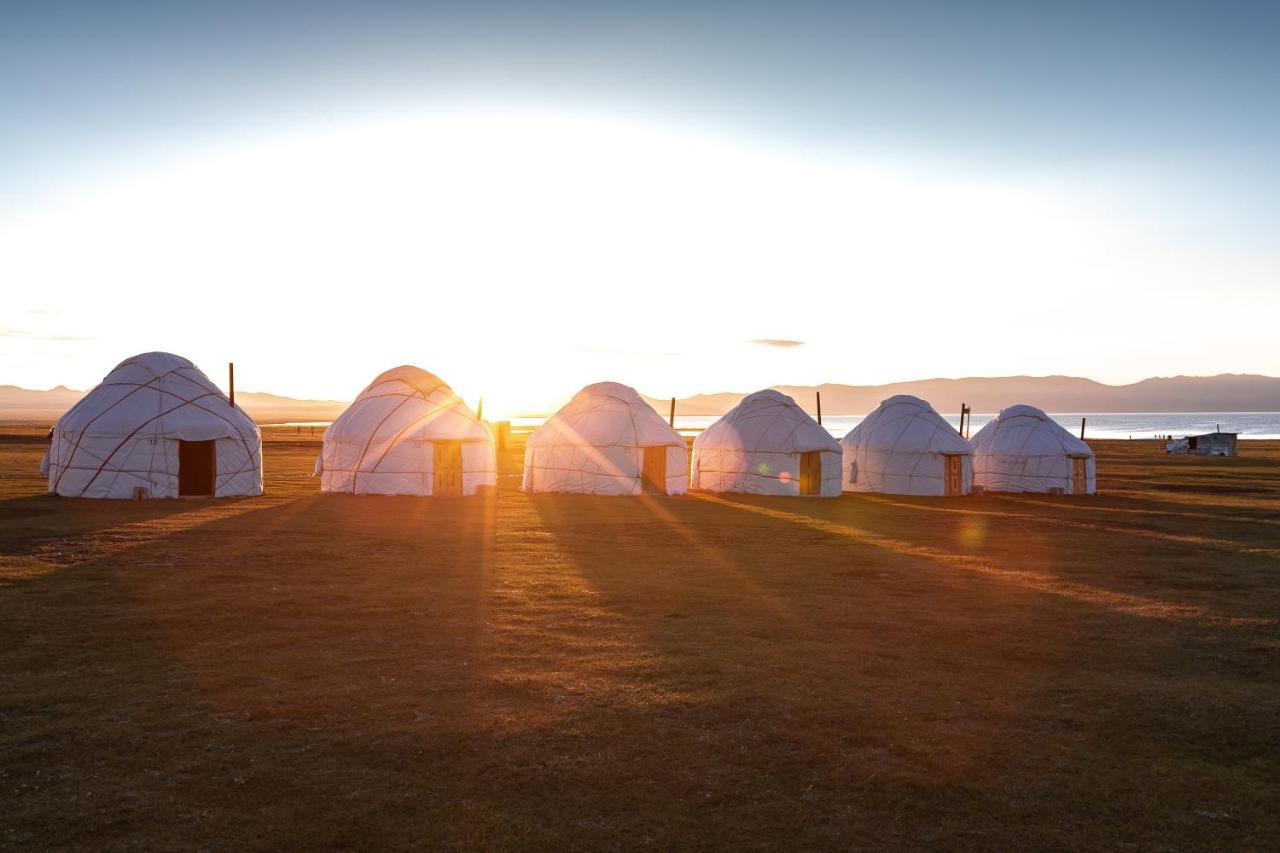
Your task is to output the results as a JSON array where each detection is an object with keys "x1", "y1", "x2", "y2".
[
  {"x1": 178, "y1": 440, "x2": 216, "y2": 496},
  {"x1": 433, "y1": 441, "x2": 463, "y2": 497},
  {"x1": 641, "y1": 446, "x2": 666, "y2": 494},
  {"x1": 943, "y1": 454, "x2": 964, "y2": 497},
  {"x1": 1071, "y1": 456, "x2": 1088, "y2": 495},
  {"x1": 798, "y1": 451, "x2": 823, "y2": 496}
]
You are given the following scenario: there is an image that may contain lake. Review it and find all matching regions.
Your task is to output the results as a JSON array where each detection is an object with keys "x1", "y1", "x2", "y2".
[
  {"x1": 502, "y1": 412, "x2": 1280, "y2": 440},
  {"x1": 283, "y1": 413, "x2": 1280, "y2": 440}
]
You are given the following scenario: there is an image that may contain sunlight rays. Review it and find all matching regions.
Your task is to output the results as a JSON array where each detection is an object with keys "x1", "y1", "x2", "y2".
[
  {"x1": 859, "y1": 495, "x2": 1280, "y2": 560},
  {"x1": 692, "y1": 494, "x2": 1273, "y2": 627}
]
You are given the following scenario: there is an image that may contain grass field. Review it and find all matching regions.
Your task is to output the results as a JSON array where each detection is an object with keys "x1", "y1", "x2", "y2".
[{"x1": 2, "y1": 430, "x2": 1278, "y2": 850}]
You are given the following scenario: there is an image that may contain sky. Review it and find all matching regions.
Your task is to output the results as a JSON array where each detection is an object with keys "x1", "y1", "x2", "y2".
[{"x1": 2, "y1": 1, "x2": 1278, "y2": 415}]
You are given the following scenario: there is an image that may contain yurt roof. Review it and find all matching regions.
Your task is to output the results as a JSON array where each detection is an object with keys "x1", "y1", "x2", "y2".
[
  {"x1": 697, "y1": 389, "x2": 839, "y2": 454},
  {"x1": 527, "y1": 382, "x2": 683, "y2": 449},
  {"x1": 109, "y1": 351, "x2": 196, "y2": 377},
  {"x1": 359, "y1": 365, "x2": 450, "y2": 399},
  {"x1": 55, "y1": 351, "x2": 257, "y2": 442},
  {"x1": 841, "y1": 394, "x2": 971, "y2": 454},
  {"x1": 971, "y1": 404, "x2": 1093, "y2": 457},
  {"x1": 328, "y1": 365, "x2": 489, "y2": 442}
]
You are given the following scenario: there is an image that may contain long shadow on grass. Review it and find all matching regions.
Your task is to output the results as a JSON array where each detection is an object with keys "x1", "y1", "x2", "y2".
[
  {"x1": 529, "y1": 492, "x2": 1280, "y2": 849},
  {"x1": 3, "y1": 491, "x2": 744, "y2": 850},
  {"x1": 525, "y1": 493, "x2": 1083, "y2": 848},
  {"x1": 0, "y1": 491, "x2": 525, "y2": 849},
  {"x1": 704, "y1": 492, "x2": 1280, "y2": 626},
  {"x1": 5, "y1": 488, "x2": 1277, "y2": 850},
  {"x1": 0, "y1": 493, "x2": 221, "y2": 553}
]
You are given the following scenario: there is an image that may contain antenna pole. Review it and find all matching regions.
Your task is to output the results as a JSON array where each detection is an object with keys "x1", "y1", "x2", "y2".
[
  {"x1": 816, "y1": 391, "x2": 822, "y2": 425},
  {"x1": 228, "y1": 362, "x2": 235, "y2": 408}
]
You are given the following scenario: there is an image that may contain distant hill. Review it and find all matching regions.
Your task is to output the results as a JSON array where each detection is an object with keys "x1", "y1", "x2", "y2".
[
  {"x1": 0, "y1": 385, "x2": 348, "y2": 424},
  {"x1": 228, "y1": 391, "x2": 348, "y2": 423},
  {"x1": 4, "y1": 373, "x2": 1279, "y2": 423},
  {"x1": 642, "y1": 374, "x2": 1280, "y2": 416}
]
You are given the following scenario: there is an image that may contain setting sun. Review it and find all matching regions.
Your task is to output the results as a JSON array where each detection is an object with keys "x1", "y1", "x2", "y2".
[{"x1": 6, "y1": 107, "x2": 1278, "y2": 413}]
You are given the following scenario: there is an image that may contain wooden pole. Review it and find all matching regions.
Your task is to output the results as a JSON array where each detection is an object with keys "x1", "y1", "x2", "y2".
[
  {"x1": 958, "y1": 403, "x2": 966, "y2": 435},
  {"x1": 669, "y1": 397, "x2": 676, "y2": 428},
  {"x1": 228, "y1": 362, "x2": 235, "y2": 408},
  {"x1": 477, "y1": 396, "x2": 484, "y2": 421},
  {"x1": 1080, "y1": 417, "x2": 1086, "y2": 440},
  {"x1": 816, "y1": 391, "x2": 822, "y2": 425}
]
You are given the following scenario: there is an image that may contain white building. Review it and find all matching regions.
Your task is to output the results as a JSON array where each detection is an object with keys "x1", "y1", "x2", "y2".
[
  {"x1": 317, "y1": 366, "x2": 495, "y2": 496},
  {"x1": 840, "y1": 395, "x2": 972, "y2": 496},
  {"x1": 692, "y1": 390, "x2": 841, "y2": 496},
  {"x1": 43, "y1": 352, "x2": 262, "y2": 499},
  {"x1": 969, "y1": 404, "x2": 1096, "y2": 494},
  {"x1": 523, "y1": 382, "x2": 688, "y2": 495}
]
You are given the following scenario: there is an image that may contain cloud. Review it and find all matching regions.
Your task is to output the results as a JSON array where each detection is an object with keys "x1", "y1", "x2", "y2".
[
  {"x1": 0, "y1": 327, "x2": 91, "y2": 342},
  {"x1": 749, "y1": 339, "x2": 805, "y2": 348}
]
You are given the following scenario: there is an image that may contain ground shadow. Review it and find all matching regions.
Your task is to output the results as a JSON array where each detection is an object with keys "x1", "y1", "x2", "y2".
[{"x1": 527, "y1": 491, "x2": 1279, "y2": 849}]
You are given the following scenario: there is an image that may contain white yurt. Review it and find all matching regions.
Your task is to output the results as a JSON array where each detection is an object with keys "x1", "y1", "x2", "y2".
[
  {"x1": 316, "y1": 366, "x2": 495, "y2": 496},
  {"x1": 970, "y1": 404, "x2": 1096, "y2": 495},
  {"x1": 522, "y1": 382, "x2": 688, "y2": 495},
  {"x1": 43, "y1": 352, "x2": 262, "y2": 499},
  {"x1": 691, "y1": 390, "x2": 842, "y2": 496},
  {"x1": 841, "y1": 395, "x2": 972, "y2": 496}
]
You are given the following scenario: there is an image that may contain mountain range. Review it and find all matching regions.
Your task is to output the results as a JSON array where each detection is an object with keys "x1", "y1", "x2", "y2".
[
  {"x1": 640, "y1": 374, "x2": 1280, "y2": 416},
  {"x1": 2, "y1": 374, "x2": 1279, "y2": 423},
  {"x1": 0, "y1": 386, "x2": 348, "y2": 423}
]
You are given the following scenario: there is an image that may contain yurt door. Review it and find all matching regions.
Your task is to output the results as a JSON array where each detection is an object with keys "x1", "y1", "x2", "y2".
[
  {"x1": 799, "y1": 451, "x2": 822, "y2": 496},
  {"x1": 641, "y1": 447, "x2": 666, "y2": 494},
  {"x1": 1071, "y1": 457, "x2": 1088, "y2": 495},
  {"x1": 943, "y1": 454, "x2": 963, "y2": 497},
  {"x1": 178, "y1": 440, "x2": 216, "y2": 497},
  {"x1": 433, "y1": 441, "x2": 463, "y2": 497}
]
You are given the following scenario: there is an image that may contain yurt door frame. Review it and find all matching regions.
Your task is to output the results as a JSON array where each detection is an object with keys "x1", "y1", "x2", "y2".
[
  {"x1": 942, "y1": 454, "x2": 964, "y2": 497},
  {"x1": 798, "y1": 451, "x2": 822, "y2": 496},
  {"x1": 433, "y1": 441, "x2": 463, "y2": 497},
  {"x1": 1071, "y1": 457, "x2": 1088, "y2": 495},
  {"x1": 178, "y1": 440, "x2": 216, "y2": 497},
  {"x1": 641, "y1": 446, "x2": 666, "y2": 494}
]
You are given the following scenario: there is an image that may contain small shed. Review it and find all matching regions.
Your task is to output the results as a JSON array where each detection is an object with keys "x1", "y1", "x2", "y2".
[{"x1": 1166, "y1": 432, "x2": 1238, "y2": 457}]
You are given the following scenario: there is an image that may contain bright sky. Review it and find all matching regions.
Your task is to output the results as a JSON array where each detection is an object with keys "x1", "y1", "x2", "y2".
[{"x1": 3, "y1": 2, "x2": 1278, "y2": 416}]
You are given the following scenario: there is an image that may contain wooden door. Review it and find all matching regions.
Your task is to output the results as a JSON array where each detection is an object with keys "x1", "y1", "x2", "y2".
[
  {"x1": 943, "y1": 454, "x2": 963, "y2": 497},
  {"x1": 178, "y1": 440, "x2": 216, "y2": 496},
  {"x1": 433, "y1": 441, "x2": 463, "y2": 497},
  {"x1": 641, "y1": 446, "x2": 666, "y2": 495},
  {"x1": 1071, "y1": 457, "x2": 1088, "y2": 495},
  {"x1": 798, "y1": 451, "x2": 822, "y2": 496}
]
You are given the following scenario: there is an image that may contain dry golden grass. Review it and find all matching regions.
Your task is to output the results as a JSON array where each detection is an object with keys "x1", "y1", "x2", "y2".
[{"x1": 2, "y1": 430, "x2": 1278, "y2": 850}]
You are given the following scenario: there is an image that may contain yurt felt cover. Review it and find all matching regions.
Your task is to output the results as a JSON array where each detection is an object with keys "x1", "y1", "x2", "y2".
[
  {"x1": 692, "y1": 389, "x2": 842, "y2": 496},
  {"x1": 45, "y1": 352, "x2": 262, "y2": 498},
  {"x1": 840, "y1": 394, "x2": 972, "y2": 496},
  {"x1": 318, "y1": 366, "x2": 496, "y2": 496},
  {"x1": 970, "y1": 404, "x2": 1096, "y2": 494},
  {"x1": 523, "y1": 382, "x2": 688, "y2": 495}
]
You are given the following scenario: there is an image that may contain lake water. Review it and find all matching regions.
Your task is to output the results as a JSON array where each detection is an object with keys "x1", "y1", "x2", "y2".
[
  {"x1": 511, "y1": 413, "x2": 1280, "y2": 440},
  {"x1": 281, "y1": 413, "x2": 1280, "y2": 440}
]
